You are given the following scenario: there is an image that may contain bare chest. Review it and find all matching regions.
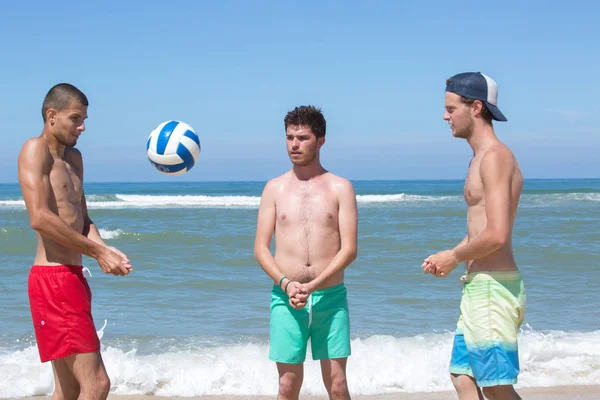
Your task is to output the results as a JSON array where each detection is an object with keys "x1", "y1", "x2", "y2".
[
  {"x1": 464, "y1": 161, "x2": 484, "y2": 206},
  {"x1": 49, "y1": 160, "x2": 82, "y2": 206},
  {"x1": 276, "y1": 188, "x2": 338, "y2": 228}
]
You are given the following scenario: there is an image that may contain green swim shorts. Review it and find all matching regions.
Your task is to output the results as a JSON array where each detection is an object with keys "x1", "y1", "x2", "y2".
[{"x1": 269, "y1": 282, "x2": 351, "y2": 364}]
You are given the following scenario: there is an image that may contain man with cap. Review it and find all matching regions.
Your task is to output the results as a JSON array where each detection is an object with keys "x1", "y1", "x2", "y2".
[{"x1": 422, "y1": 72, "x2": 526, "y2": 400}]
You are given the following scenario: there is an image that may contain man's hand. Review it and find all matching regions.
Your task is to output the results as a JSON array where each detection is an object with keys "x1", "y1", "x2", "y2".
[
  {"x1": 423, "y1": 250, "x2": 459, "y2": 278},
  {"x1": 97, "y1": 247, "x2": 132, "y2": 276},
  {"x1": 286, "y1": 281, "x2": 309, "y2": 309}
]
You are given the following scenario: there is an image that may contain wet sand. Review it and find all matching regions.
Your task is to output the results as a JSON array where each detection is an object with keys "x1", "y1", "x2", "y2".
[{"x1": 13, "y1": 384, "x2": 600, "y2": 400}]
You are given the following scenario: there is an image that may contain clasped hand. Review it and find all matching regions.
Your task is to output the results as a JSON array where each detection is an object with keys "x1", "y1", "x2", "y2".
[
  {"x1": 286, "y1": 281, "x2": 311, "y2": 309},
  {"x1": 421, "y1": 250, "x2": 459, "y2": 278}
]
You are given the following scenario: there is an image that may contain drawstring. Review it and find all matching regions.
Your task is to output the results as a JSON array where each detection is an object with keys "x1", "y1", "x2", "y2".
[{"x1": 82, "y1": 267, "x2": 92, "y2": 277}]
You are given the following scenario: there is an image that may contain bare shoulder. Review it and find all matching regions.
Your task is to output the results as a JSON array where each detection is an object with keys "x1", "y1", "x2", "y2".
[
  {"x1": 481, "y1": 143, "x2": 516, "y2": 170},
  {"x1": 65, "y1": 147, "x2": 84, "y2": 174},
  {"x1": 65, "y1": 147, "x2": 83, "y2": 163},
  {"x1": 326, "y1": 173, "x2": 355, "y2": 196},
  {"x1": 262, "y1": 172, "x2": 289, "y2": 197},
  {"x1": 480, "y1": 143, "x2": 522, "y2": 188},
  {"x1": 18, "y1": 137, "x2": 52, "y2": 167}
]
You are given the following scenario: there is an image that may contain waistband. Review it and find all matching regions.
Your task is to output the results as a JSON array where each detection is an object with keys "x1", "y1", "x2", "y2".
[
  {"x1": 30, "y1": 265, "x2": 83, "y2": 274},
  {"x1": 272, "y1": 282, "x2": 346, "y2": 295},
  {"x1": 464, "y1": 270, "x2": 522, "y2": 283}
]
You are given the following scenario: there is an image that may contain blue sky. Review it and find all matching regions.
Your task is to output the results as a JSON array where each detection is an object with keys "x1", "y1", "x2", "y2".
[{"x1": 1, "y1": 1, "x2": 598, "y2": 182}]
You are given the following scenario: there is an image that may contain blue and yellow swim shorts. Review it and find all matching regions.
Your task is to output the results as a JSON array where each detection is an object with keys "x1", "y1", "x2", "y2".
[{"x1": 450, "y1": 271, "x2": 526, "y2": 387}]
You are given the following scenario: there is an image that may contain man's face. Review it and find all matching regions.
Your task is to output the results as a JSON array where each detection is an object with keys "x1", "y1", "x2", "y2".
[
  {"x1": 285, "y1": 125, "x2": 323, "y2": 166},
  {"x1": 48, "y1": 100, "x2": 88, "y2": 147},
  {"x1": 443, "y1": 92, "x2": 474, "y2": 139}
]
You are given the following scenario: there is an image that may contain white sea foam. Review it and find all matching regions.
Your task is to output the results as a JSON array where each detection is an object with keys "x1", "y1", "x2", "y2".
[
  {"x1": 98, "y1": 228, "x2": 124, "y2": 240},
  {"x1": 1, "y1": 326, "x2": 599, "y2": 397},
  {"x1": 0, "y1": 192, "x2": 598, "y2": 210}
]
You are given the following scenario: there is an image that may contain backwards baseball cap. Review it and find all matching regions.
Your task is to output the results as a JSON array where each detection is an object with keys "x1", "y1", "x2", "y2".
[{"x1": 445, "y1": 72, "x2": 507, "y2": 122}]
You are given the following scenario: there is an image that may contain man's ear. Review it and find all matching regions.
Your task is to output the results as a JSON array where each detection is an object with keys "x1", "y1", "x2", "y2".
[
  {"x1": 472, "y1": 100, "x2": 484, "y2": 118},
  {"x1": 46, "y1": 108, "x2": 57, "y2": 125}
]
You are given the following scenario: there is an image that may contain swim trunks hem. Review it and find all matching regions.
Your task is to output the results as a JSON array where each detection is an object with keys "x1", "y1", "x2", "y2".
[
  {"x1": 269, "y1": 356, "x2": 305, "y2": 364},
  {"x1": 476, "y1": 378, "x2": 518, "y2": 387},
  {"x1": 449, "y1": 366, "x2": 474, "y2": 377},
  {"x1": 43, "y1": 347, "x2": 99, "y2": 363},
  {"x1": 313, "y1": 352, "x2": 351, "y2": 361}
]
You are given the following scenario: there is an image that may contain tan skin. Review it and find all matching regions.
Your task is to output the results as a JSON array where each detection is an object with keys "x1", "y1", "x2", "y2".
[
  {"x1": 422, "y1": 92, "x2": 523, "y2": 400},
  {"x1": 18, "y1": 99, "x2": 133, "y2": 400},
  {"x1": 254, "y1": 125, "x2": 358, "y2": 400}
]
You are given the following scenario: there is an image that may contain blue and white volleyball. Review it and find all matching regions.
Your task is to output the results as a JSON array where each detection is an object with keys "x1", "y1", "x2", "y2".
[{"x1": 146, "y1": 120, "x2": 201, "y2": 175}]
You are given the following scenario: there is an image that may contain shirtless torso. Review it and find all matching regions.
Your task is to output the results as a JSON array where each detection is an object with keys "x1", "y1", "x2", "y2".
[
  {"x1": 463, "y1": 144, "x2": 523, "y2": 272},
  {"x1": 271, "y1": 170, "x2": 347, "y2": 288},
  {"x1": 32, "y1": 142, "x2": 86, "y2": 266}
]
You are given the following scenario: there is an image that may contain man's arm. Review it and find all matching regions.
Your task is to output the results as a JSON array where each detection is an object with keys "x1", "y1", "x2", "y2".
[
  {"x1": 18, "y1": 140, "x2": 106, "y2": 259},
  {"x1": 254, "y1": 181, "x2": 288, "y2": 288},
  {"x1": 451, "y1": 147, "x2": 512, "y2": 263},
  {"x1": 70, "y1": 149, "x2": 131, "y2": 268},
  {"x1": 422, "y1": 235, "x2": 468, "y2": 274},
  {"x1": 306, "y1": 179, "x2": 358, "y2": 292}
]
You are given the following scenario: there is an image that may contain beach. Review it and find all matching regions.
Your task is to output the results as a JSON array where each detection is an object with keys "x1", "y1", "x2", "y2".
[
  {"x1": 12, "y1": 385, "x2": 600, "y2": 399},
  {"x1": 2, "y1": 180, "x2": 599, "y2": 397}
]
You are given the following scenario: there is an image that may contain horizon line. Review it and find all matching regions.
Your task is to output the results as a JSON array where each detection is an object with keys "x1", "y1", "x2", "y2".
[{"x1": 1, "y1": 177, "x2": 599, "y2": 185}]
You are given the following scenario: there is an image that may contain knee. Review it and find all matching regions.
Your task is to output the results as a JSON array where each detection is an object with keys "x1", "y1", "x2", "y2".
[
  {"x1": 97, "y1": 373, "x2": 111, "y2": 395},
  {"x1": 278, "y1": 375, "x2": 301, "y2": 398},
  {"x1": 84, "y1": 373, "x2": 110, "y2": 399},
  {"x1": 329, "y1": 375, "x2": 349, "y2": 399}
]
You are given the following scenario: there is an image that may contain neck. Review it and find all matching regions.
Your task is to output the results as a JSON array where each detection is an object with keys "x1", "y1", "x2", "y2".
[
  {"x1": 466, "y1": 122, "x2": 499, "y2": 155},
  {"x1": 41, "y1": 127, "x2": 66, "y2": 158},
  {"x1": 292, "y1": 160, "x2": 326, "y2": 181}
]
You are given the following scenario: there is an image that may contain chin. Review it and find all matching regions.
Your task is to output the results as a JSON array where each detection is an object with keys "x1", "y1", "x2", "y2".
[{"x1": 291, "y1": 159, "x2": 312, "y2": 167}]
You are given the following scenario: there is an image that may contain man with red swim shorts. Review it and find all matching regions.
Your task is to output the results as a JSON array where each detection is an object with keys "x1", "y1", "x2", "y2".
[{"x1": 18, "y1": 83, "x2": 133, "y2": 400}]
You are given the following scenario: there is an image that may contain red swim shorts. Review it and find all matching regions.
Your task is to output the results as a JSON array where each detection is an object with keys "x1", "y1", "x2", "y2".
[{"x1": 28, "y1": 265, "x2": 101, "y2": 363}]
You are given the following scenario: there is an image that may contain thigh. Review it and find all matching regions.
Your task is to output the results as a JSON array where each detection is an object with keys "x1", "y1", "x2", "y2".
[
  {"x1": 277, "y1": 362, "x2": 304, "y2": 380},
  {"x1": 52, "y1": 358, "x2": 80, "y2": 400},
  {"x1": 63, "y1": 351, "x2": 108, "y2": 390},
  {"x1": 320, "y1": 357, "x2": 348, "y2": 382}
]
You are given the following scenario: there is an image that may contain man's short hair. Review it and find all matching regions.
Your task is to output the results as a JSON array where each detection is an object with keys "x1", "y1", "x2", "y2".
[
  {"x1": 284, "y1": 105, "x2": 326, "y2": 138},
  {"x1": 42, "y1": 83, "x2": 88, "y2": 122}
]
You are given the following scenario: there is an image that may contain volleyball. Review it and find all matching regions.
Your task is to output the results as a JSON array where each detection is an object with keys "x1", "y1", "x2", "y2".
[{"x1": 146, "y1": 120, "x2": 201, "y2": 175}]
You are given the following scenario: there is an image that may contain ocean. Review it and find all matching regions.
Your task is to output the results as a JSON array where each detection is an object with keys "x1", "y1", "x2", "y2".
[{"x1": 1, "y1": 179, "x2": 599, "y2": 397}]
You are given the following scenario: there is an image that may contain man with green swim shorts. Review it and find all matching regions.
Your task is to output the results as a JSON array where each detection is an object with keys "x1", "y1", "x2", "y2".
[
  {"x1": 423, "y1": 72, "x2": 526, "y2": 400},
  {"x1": 254, "y1": 105, "x2": 358, "y2": 400}
]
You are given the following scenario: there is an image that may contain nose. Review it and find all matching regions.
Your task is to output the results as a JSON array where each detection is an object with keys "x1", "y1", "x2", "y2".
[
  {"x1": 443, "y1": 111, "x2": 450, "y2": 121},
  {"x1": 79, "y1": 122, "x2": 86, "y2": 132},
  {"x1": 292, "y1": 138, "x2": 300, "y2": 148}
]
